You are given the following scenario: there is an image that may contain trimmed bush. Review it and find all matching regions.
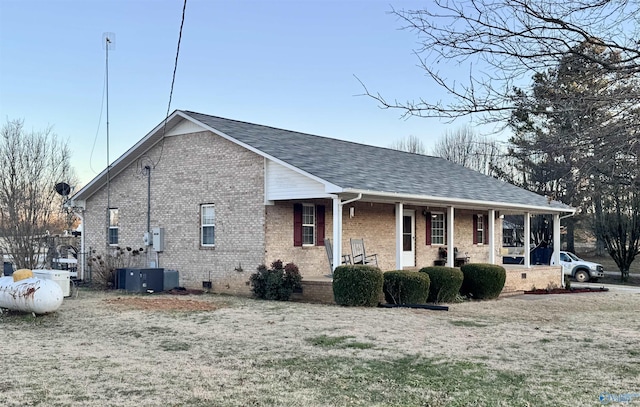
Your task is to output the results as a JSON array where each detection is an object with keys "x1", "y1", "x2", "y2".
[
  {"x1": 333, "y1": 265, "x2": 383, "y2": 307},
  {"x1": 250, "y1": 260, "x2": 302, "y2": 301},
  {"x1": 418, "y1": 266, "x2": 464, "y2": 303},
  {"x1": 383, "y1": 270, "x2": 430, "y2": 305},
  {"x1": 460, "y1": 263, "x2": 506, "y2": 300}
]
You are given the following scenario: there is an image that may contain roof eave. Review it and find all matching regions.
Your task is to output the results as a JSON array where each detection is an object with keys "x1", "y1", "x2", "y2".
[{"x1": 341, "y1": 188, "x2": 576, "y2": 214}]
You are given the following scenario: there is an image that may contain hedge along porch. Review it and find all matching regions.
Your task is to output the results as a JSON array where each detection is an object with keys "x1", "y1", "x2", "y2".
[{"x1": 70, "y1": 110, "x2": 575, "y2": 294}]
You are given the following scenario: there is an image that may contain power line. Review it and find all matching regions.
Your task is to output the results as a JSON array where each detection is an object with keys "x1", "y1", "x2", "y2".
[
  {"x1": 89, "y1": 69, "x2": 107, "y2": 174},
  {"x1": 153, "y1": 0, "x2": 187, "y2": 169}
]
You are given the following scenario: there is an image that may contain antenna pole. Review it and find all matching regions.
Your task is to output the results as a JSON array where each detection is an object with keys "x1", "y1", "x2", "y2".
[
  {"x1": 106, "y1": 36, "x2": 110, "y2": 214},
  {"x1": 103, "y1": 33, "x2": 114, "y2": 249}
]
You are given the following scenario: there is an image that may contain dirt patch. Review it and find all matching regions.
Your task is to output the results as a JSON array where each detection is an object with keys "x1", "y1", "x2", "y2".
[{"x1": 104, "y1": 295, "x2": 220, "y2": 311}]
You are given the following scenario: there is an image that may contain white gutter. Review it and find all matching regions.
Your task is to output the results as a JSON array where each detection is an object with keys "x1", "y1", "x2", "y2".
[
  {"x1": 341, "y1": 193, "x2": 362, "y2": 206},
  {"x1": 341, "y1": 188, "x2": 576, "y2": 215}
]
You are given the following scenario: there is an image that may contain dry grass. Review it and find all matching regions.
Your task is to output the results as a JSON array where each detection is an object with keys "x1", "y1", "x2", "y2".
[{"x1": 1, "y1": 289, "x2": 639, "y2": 406}]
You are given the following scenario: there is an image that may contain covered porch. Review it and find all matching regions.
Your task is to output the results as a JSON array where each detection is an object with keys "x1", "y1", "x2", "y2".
[{"x1": 328, "y1": 191, "x2": 568, "y2": 277}]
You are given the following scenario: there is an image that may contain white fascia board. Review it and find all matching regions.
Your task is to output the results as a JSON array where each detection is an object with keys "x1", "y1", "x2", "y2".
[
  {"x1": 342, "y1": 189, "x2": 576, "y2": 214},
  {"x1": 186, "y1": 115, "x2": 342, "y2": 194}
]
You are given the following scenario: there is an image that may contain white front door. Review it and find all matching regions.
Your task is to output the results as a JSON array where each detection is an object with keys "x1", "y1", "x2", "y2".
[{"x1": 402, "y1": 210, "x2": 415, "y2": 267}]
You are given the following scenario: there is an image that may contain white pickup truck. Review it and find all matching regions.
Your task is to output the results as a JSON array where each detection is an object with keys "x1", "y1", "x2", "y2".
[{"x1": 550, "y1": 251, "x2": 605, "y2": 283}]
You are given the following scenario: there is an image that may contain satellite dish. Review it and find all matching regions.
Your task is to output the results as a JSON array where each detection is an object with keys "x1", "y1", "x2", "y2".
[{"x1": 55, "y1": 182, "x2": 72, "y2": 197}]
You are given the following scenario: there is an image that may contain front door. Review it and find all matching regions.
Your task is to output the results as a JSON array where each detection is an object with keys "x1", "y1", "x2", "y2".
[{"x1": 402, "y1": 210, "x2": 415, "y2": 267}]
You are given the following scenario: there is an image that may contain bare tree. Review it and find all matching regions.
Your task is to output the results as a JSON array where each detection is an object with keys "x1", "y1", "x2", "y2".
[
  {"x1": 359, "y1": 0, "x2": 640, "y2": 122},
  {"x1": 388, "y1": 134, "x2": 427, "y2": 154},
  {"x1": 0, "y1": 119, "x2": 75, "y2": 269},
  {"x1": 431, "y1": 127, "x2": 507, "y2": 177}
]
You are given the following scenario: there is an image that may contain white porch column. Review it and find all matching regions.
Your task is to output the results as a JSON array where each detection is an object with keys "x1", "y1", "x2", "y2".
[
  {"x1": 447, "y1": 206, "x2": 455, "y2": 267},
  {"x1": 332, "y1": 196, "x2": 342, "y2": 273},
  {"x1": 395, "y1": 203, "x2": 404, "y2": 270},
  {"x1": 524, "y1": 212, "x2": 531, "y2": 267},
  {"x1": 553, "y1": 213, "x2": 562, "y2": 287},
  {"x1": 488, "y1": 209, "x2": 496, "y2": 264}
]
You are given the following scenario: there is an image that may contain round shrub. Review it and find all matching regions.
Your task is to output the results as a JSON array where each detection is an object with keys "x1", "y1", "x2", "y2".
[
  {"x1": 418, "y1": 266, "x2": 464, "y2": 303},
  {"x1": 250, "y1": 260, "x2": 302, "y2": 301},
  {"x1": 460, "y1": 263, "x2": 506, "y2": 300},
  {"x1": 333, "y1": 265, "x2": 383, "y2": 307},
  {"x1": 383, "y1": 270, "x2": 430, "y2": 305}
]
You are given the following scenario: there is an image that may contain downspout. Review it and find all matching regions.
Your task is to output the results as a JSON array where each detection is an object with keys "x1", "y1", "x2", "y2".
[
  {"x1": 146, "y1": 166, "x2": 151, "y2": 236},
  {"x1": 146, "y1": 166, "x2": 152, "y2": 267},
  {"x1": 78, "y1": 209, "x2": 85, "y2": 281},
  {"x1": 332, "y1": 193, "x2": 362, "y2": 274}
]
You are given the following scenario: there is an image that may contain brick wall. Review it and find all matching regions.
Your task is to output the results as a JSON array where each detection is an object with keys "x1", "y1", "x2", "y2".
[
  {"x1": 265, "y1": 201, "x2": 503, "y2": 275},
  {"x1": 83, "y1": 131, "x2": 265, "y2": 294},
  {"x1": 503, "y1": 266, "x2": 562, "y2": 292}
]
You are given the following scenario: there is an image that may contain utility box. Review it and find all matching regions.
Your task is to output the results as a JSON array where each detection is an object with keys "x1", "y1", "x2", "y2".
[
  {"x1": 32, "y1": 269, "x2": 71, "y2": 297},
  {"x1": 152, "y1": 227, "x2": 164, "y2": 252}
]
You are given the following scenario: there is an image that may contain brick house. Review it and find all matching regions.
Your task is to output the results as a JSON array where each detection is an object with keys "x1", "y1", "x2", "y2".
[{"x1": 70, "y1": 110, "x2": 575, "y2": 296}]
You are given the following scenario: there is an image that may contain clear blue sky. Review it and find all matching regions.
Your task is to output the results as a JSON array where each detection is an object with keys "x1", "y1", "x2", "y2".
[{"x1": 1, "y1": 0, "x2": 482, "y2": 188}]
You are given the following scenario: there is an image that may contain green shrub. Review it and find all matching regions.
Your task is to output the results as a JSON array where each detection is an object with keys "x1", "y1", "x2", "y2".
[
  {"x1": 418, "y1": 266, "x2": 464, "y2": 303},
  {"x1": 333, "y1": 265, "x2": 383, "y2": 307},
  {"x1": 250, "y1": 260, "x2": 302, "y2": 301},
  {"x1": 383, "y1": 270, "x2": 430, "y2": 304},
  {"x1": 460, "y1": 263, "x2": 506, "y2": 300}
]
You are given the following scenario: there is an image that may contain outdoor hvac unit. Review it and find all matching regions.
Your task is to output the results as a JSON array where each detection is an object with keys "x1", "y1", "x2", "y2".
[
  {"x1": 121, "y1": 268, "x2": 164, "y2": 293},
  {"x1": 163, "y1": 269, "x2": 179, "y2": 291},
  {"x1": 32, "y1": 269, "x2": 71, "y2": 297}
]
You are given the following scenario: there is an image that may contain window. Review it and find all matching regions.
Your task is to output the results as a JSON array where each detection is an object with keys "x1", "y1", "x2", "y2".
[
  {"x1": 201, "y1": 204, "x2": 215, "y2": 247},
  {"x1": 474, "y1": 215, "x2": 484, "y2": 244},
  {"x1": 108, "y1": 208, "x2": 119, "y2": 245},
  {"x1": 431, "y1": 213, "x2": 445, "y2": 245},
  {"x1": 293, "y1": 203, "x2": 325, "y2": 247},
  {"x1": 473, "y1": 215, "x2": 487, "y2": 244},
  {"x1": 302, "y1": 204, "x2": 315, "y2": 245}
]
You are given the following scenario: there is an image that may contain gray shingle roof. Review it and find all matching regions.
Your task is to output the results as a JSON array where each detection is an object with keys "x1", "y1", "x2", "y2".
[{"x1": 182, "y1": 111, "x2": 572, "y2": 212}]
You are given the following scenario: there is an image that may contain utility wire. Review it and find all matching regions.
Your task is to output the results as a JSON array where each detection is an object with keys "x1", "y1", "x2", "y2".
[
  {"x1": 153, "y1": 0, "x2": 187, "y2": 168},
  {"x1": 89, "y1": 69, "x2": 107, "y2": 174}
]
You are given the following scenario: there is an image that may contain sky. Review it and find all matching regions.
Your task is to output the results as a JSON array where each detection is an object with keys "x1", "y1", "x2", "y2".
[{"x1": 0, "y1": 0, "x2": 487, "y2": 189}]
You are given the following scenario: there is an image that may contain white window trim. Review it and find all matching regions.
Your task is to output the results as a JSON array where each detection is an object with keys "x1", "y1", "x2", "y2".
[
  {"x1": 108, "y1": 208, "x2": 119, "y2": 246},
  {"x1": 302, "y1": 203, "x2": 316, "y2": 246},
  {"x1": 477, "y1": 214, "x2": 485, "y2": 245},
  {"x1": 201, "y1": 204, "x2": 215, "y2": 247},
  {"x1": 432, "y1": 212, "x2": 446, "y2": 246}
]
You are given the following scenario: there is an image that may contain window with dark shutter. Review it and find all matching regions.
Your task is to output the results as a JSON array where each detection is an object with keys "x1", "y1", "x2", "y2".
[
  {"x1": 293, "y1": 203, "x2": 326, "y2": 246},
  {"x1": 425, "y1": 212, "x2": 432, "y2": 245},
  {"x1": 293, "y1": 203, "x2": 303, "y2": 246},
  {"x1": 316, "y1": 205, "x2": 325, "y2": 246}
]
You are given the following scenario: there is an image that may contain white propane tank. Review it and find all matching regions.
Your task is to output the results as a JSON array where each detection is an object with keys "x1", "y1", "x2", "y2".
[{"x1": 0, "y1": 276, "x2": 64, "y2": 314}]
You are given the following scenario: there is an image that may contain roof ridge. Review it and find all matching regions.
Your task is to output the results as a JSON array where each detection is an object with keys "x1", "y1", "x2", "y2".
[{"x1": 180, "y1": 110, "x2": 440, "y2": 159}]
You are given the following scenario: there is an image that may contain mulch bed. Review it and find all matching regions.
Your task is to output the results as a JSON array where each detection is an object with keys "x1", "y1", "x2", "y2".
[{"x1": 524, "y1": 287, "x2": 609, "y2": 295}]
